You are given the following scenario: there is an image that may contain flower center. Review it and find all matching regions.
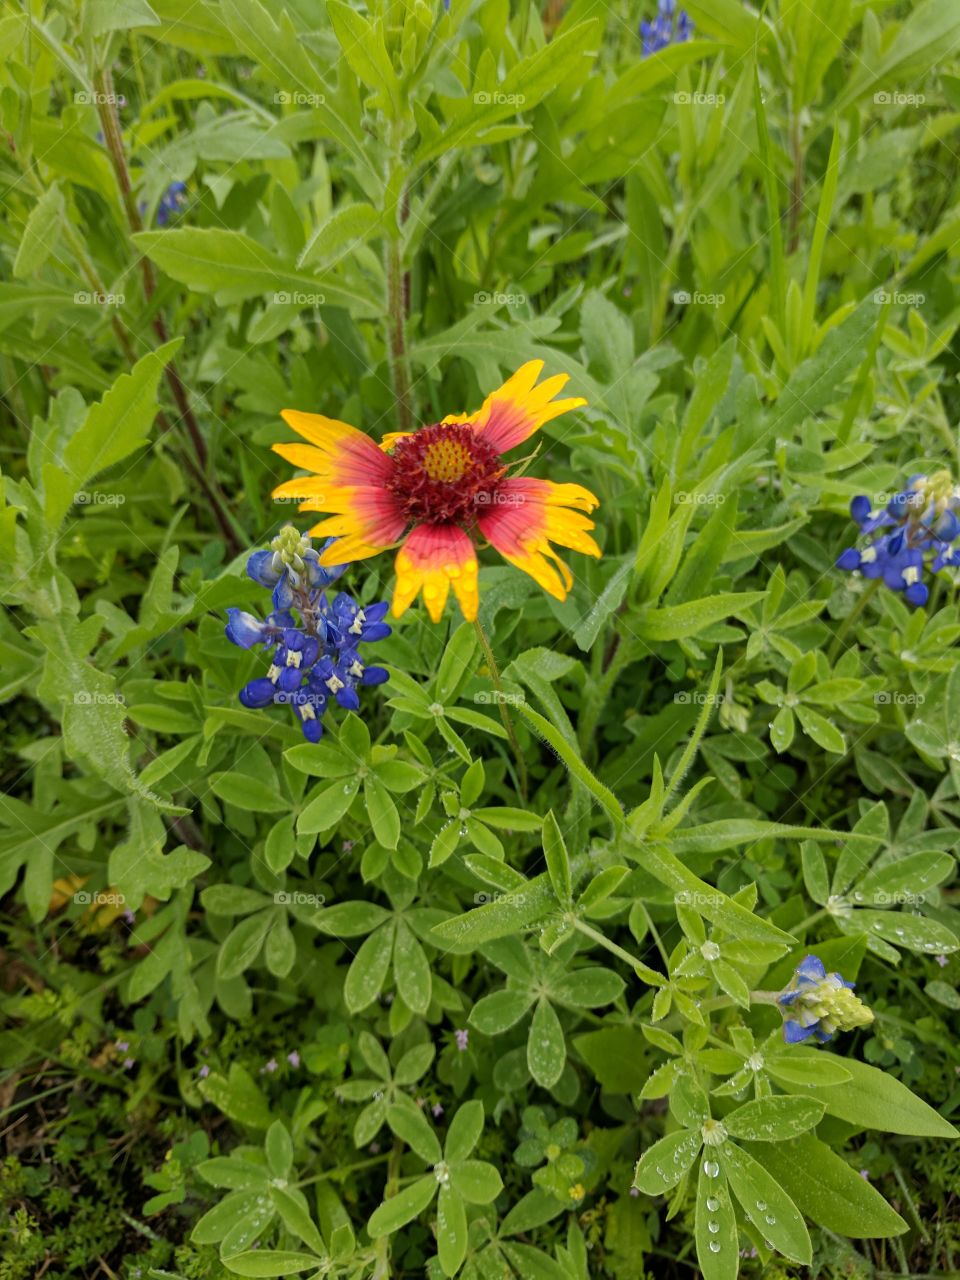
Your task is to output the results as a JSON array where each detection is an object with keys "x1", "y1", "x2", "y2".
[{"x1": 387, "y1": 423, "x2": 504, "y2": 525}]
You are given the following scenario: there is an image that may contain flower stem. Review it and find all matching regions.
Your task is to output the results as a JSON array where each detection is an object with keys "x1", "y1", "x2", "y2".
[
  {"x1": 385, "y1": 233, "x2": 413, "y2": 432},
  {"x1": 472, "y1": 616, "x2": 528, "y2": 800},
  {"x1": 827, "y1": 578, "x2": 881, "y2": 663}
]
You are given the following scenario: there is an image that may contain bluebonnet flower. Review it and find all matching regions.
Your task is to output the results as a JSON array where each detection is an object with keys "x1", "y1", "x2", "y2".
[
  {"x1": 640, "y1": 0, "x2": 693, "y2": 55},
  {"x1": 156, "y1": 181, "x2": 188, "y2": 226},
  {"x1": 837, "y1": 470, "x2": 960, "y2": 607},
  {"x1": 777, "y1": 955, "x2": 873, "y2": 1044},
  {"x1": 225, "y1": 526, "x2": 389, "y2": 742}
]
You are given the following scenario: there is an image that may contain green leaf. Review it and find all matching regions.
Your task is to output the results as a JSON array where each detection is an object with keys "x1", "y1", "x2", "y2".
[
  {"x1": 218, "y1": 911, "x2": 275, "y2": 979},
  {"x1": 515, "y1": 703, "x2": 622, "y2": 826},
  {"x1": 469, "y1": 988, "x2": 535, "y2": 1034},
  {"x1": 133, "y1": 228, "x2": 379, "y2": 313},
  {"x1": 364, "y1": 774, "x2": 400, "y2": 849},
  {"x1": 14, "y1": 183, "x2": 65, "y2": 278},
  {"x1": 450, "y1": 1159, "x2": 503, "y2": 1204},
  {"x1": 265, "y1": 1122, "x2": 293, "y2": 1178},
  {"x1": 393, "y1": 919, "x2": 432, "y2": 1015},
  {"x1": 387, "y1": 1100, "x2": 442, "y2": 1164},
  {"x1": 445, "y1": 1100, "x2": 485, "y2": 1163},
  {"x1": 723, "y1": 1142, "x2": 811, "y2": 1264},
  {"x1": 549, "y1": 967, "x2": 625, "y2": 1008},
  {"x1": 633, "y1": 1128, "x2": 701, "y2": 1195},
  {"x1": 724, "y1": 1095, "x2": 825, "y2": 1142},
  {"x1": 435, "y1": 1183, "x2": 467, "y2": 1277},
  {"x1": 435, "y1": 622, "x2": 480, "y2": 705},
  {"x1": 298, "y1": 778, "x2": 359, "y2": 834},
  {"x1": 211, "y1": 772, "x2": 288, "y2": 813},
  {"x1": 344, "y1": 925, "x2": 394, "y2": 1012},
  {"x1": 43, "y1": 341, "x2": 180, "y2": 529},
  {"x1": 367, "y1": 1175, "x2": 437, "y2": 1237},
  {"x1": 694, "y1": 1158, "x2": 737, "y2": 1280},
  {"x1": 753, "y1": 1134, "x2": 906, "y2": 1237},
  {"x1": 796, "y1": 705, "x2": 846, "y2": 754},
  {"x1": 798, "y1": 1056, "x2": 958, "y2": 1137},
  {"x1": 199, "y1": 1065, "x2": 272, "y2": 1129},
  {"x1": 632, "y1": 592, "x2": 765, "y2": 641},
  {"x1": 526, "y1": 998, "x2": 566, "y2": 1089},
  {"x1": 221, "y1": 1252, "x2": 323, "y2": 1277},
  {"x1": 541, "y1": 811, "x2": 572, "y2": 905}
]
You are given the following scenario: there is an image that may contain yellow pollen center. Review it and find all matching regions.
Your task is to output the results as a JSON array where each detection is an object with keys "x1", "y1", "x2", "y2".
[{"x1": 423, "y1": 438, "x2": 471, "y2": 483}]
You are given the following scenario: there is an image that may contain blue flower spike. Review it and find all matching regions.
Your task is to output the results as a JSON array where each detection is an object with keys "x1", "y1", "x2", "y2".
[
  {"x1": 224, "y1": 526, "x2": 389, "y2": 741},
  {"x1": 836, "y1": 469, "x2": 960, "y2": 607},
  {"x1": 640, "y1": 0, "x2": 693, "y2": 55},
  {"x1": 777, "y1": 954, "x2": 873, "y2": 1045}
]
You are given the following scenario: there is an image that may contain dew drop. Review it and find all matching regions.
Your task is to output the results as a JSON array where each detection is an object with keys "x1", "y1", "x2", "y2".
[
  {"x1": 708, "y1": 1220, "x2": 720, "y2": 1234},
  {"x1": 765, "y1": 1214, "x2": 777, "y2": 1225},
  {"x1": 755, "y1": 1200, "x2": 767, "y2": 1211},
  {"x1": 703, "y1": 1160, "x2": 720, "y2": 1178},
  {"x1": 706, "y1": 1197, "x2": 720, "y2": 1212},
  {"x1": 709, "y1": 1241, "x2": 721, "y2": 1254},
  {"x1": 655, "y1": 1166, "x2": 664, "y2": 1177}
]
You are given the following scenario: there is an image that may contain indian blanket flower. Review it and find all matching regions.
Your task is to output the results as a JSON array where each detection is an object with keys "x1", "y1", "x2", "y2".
[
  {"x1": 270, "y1": 361, "x2": 601, "y2": 623},
  {"x1": 224, "y1": 526, "x2": 389, "y2": 742},
  {"x1": 777, "y1": 954, "x2": 873, "y2": 1045},
  {"x1": 640, "y1": 0, "x2": 693, "y2": 55},
  {"x1": 836, "y1": 469, "x2": 960, "y2": 607}
]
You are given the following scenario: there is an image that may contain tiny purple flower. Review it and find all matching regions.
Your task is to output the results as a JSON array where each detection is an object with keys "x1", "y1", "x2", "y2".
[
  {"x1": 454, "y1": 1028, "x2": 469, "y2": 1051},
  {"x1": 287, "y1": 1050, "x2": 301, "y2": 1067},
  {"x1": 432, "y1": 1102, "x2": 444, "y2": 1118},
  {"x1": 116, "y1": 1040, "x2": 130, "y2": 1052},
  {"x1": 936, "y1": 954, "x2": 949, "y2": 967},
  {"x1": 123, "y1": 1057, "x2": 136, "y2": 1069},
  {"x1": 198, "y1": 1064, "x2": 210, "y2": 1079}
]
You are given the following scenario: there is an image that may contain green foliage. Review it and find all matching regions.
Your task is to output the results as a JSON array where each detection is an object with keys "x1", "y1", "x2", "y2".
[{"x1": 2, "y1": 0, "x2": 960, "y2": 1277}]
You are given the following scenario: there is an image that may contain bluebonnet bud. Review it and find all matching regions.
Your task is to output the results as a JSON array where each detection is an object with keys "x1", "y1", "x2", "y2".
[
  {"x1": 777, "y1": 955, "x2": 873, "y2": 1044},
  {"x1": 836, "y1": 470, "x2": 960, "y2": 607},
  {"x1": 156, "y1": 181, "x2": 188, "y2": 226},
  {"x1": 640, "y1": 0, "x2": 693, "y2": 55},
  {"x1": 224, "y1": 527, "x2": 389, "y2": 741}
]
